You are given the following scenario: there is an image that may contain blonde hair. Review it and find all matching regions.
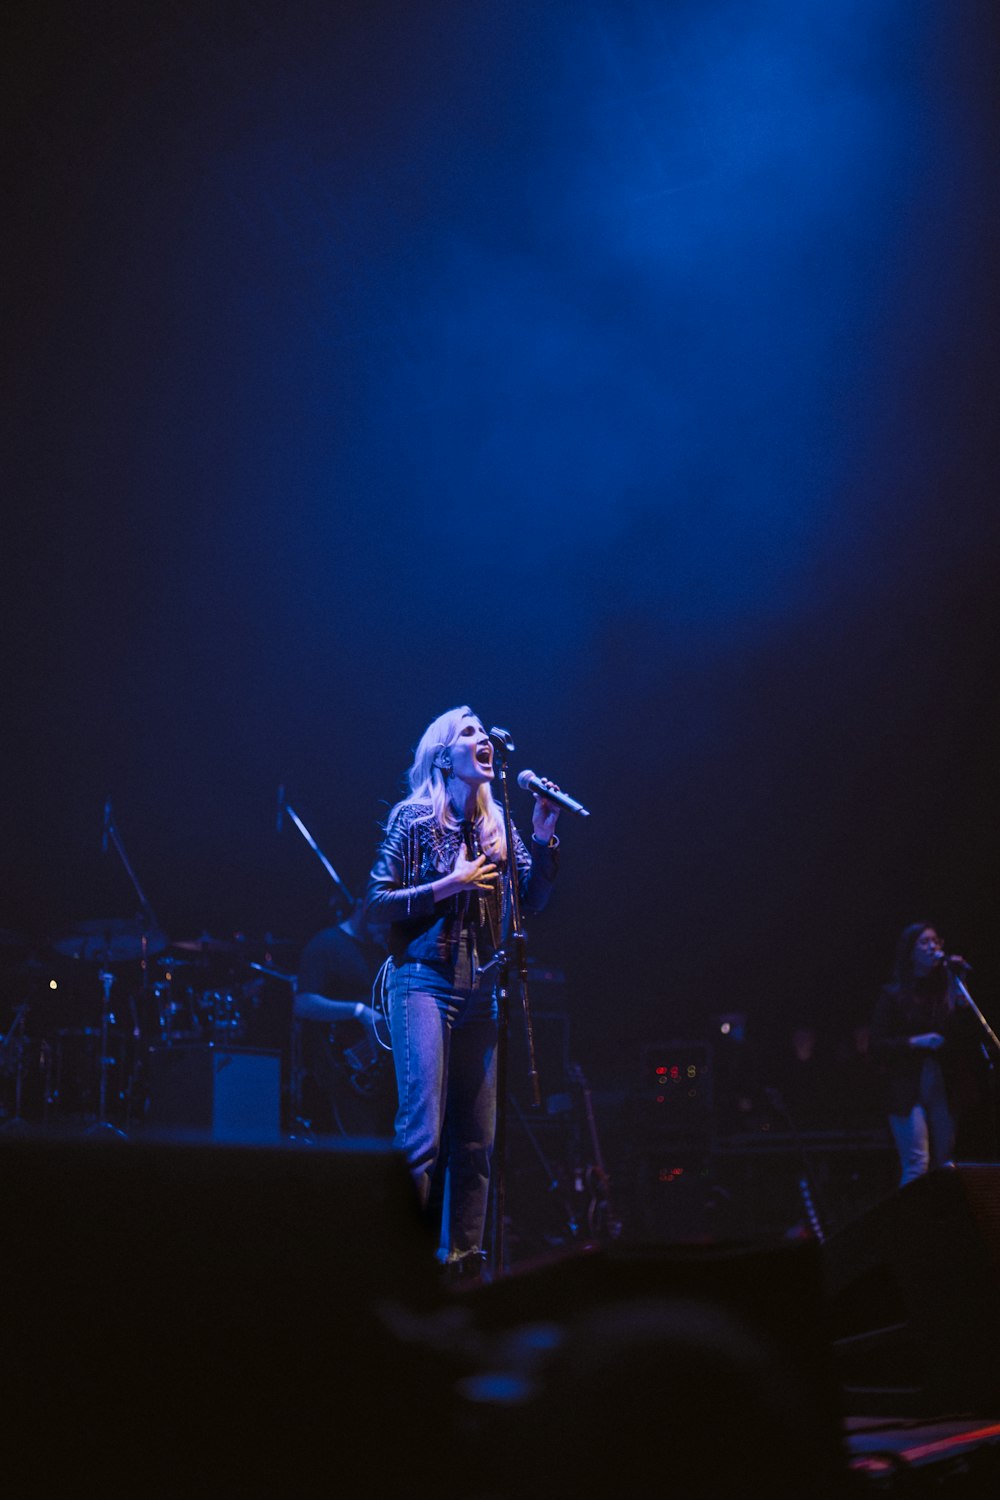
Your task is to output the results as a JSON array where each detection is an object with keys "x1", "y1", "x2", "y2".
[{"x1": 397, "y1": 705, "x2": 507, "y2": 860}]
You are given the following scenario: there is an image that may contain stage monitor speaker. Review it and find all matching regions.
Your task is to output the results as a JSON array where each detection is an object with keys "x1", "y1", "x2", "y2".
[
  {"x1": 822, "y1": 1163, "x2": 1000, "y2": 1415},
  {"x1": 143, "y1": 1042, "x2": 282, "y2": 1141},
  {"x1": 0, "y1": 1134, "x2": 442, "y2": 1494},
  {"x1": 459, "y1": 1237, "x2": 848, "y2": 1498}
]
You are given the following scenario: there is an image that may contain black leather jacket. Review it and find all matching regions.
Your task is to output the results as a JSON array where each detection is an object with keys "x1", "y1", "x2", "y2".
[{"x1": 365, "y1": 800, "x2": 558, "y2": 968}]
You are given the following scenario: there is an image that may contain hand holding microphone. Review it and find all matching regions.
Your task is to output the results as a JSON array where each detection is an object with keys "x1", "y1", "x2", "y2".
[
  {"x1": 517, "y1": 770, "x2": 590, "y2": 818},
  {"x1": 518, "y1": 769, "x2": 588, "y2": 846},
  {"x1": 933, "y1": 950, "x2": 973, "y2": 975}
]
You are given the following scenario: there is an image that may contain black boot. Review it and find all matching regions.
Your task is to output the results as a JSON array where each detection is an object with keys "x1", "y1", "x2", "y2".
[{"x1": 441, "y1": 1251, "x2": 490, "y2": 1290}]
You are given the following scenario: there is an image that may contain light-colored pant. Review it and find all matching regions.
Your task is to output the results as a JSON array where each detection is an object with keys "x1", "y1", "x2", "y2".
[
  {"x1": 888, "y1": 1056, "x2": 955, "y2": 1187},
  {"x1": 387, "y1": 957, "x2": 497, "y2": 1262}
]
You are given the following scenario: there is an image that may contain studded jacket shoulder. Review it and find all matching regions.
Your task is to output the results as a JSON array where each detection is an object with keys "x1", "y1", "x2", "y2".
[{"x1": 365, "y1": 800, "x2": 558, "y2": 966}]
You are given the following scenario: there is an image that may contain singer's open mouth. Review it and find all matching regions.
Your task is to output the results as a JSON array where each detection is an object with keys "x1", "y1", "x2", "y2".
[{"x1": 475, "y1": 745, "x2": 493, "y2": 768}]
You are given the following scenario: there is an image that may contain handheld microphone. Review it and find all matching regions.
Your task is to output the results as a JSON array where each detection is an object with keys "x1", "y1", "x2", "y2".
[
  {"x1": 517, "y1": 770, "x2": 590, "y2": 818},
  {"x1": 276, "y1": 784, "x2": 285, "y2": 834},
  {"x1": 101, "y1": 798, "x2": 112, "y2": 853},
  {"x1": 935, "y1": 948, "x2": 971, "y2": 972}
]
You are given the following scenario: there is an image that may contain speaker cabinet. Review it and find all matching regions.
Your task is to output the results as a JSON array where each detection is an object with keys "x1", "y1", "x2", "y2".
[
  {"x1": 823, "y1": 1163, "x2": 1000, "y2": 1414},
  {"x1": 0, "y1": 1134, "x2": 442, "y2": 1493},
  {"x1": 143, "y1": 1042, "x2": 282, "y2": 1141}
]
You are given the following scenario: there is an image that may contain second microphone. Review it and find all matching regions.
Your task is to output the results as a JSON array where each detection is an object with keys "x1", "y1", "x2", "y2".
[{"x1": 517, "y1": 769, "x2": 590, "y2": 818}]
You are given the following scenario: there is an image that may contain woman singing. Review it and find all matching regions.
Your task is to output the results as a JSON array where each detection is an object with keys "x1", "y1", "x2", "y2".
[
  {"x1": 366, "y1": 706, "x2": 561, "y2": 1280},
  {"x1": 871, "y1": 922, "x2": 977, "y2": 1187}
]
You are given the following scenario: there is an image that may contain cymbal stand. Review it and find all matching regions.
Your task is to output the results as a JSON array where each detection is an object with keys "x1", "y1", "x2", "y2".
[
  {"x1": 0, "y1": 1002, "x2": 32, "y2": 1134},
  {"x1": 88, "y1": 967, "x2": 127, "y2": 1138},
  {"x1": 101, "y1": 801, "x2": 162, "y2": 1112},
  {"x1": 487, "y1": 727, "x2": 543, "y2": 1280}
]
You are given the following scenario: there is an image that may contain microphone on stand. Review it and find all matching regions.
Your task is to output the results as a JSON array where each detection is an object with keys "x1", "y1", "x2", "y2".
[
  {"x1": 489, "y1": 726, "x2": 516, "y2": 753},
  {"x1": 939, "y1": 953, "x2": 973, "y2": 975},
  {"x1": 101, "y1": 798, "x2": 112, "y2": 853},
  {"x1": 276, "y1": 784, "x2": 285, "y2": 833},
  {"x1": 517, "y1": 770, "x2": 590, "y2": 818}
]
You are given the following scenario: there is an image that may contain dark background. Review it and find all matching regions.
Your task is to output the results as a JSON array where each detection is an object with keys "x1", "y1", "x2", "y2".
[{"x1": 5, "y1": 0, "x2": 999, "y2": 1097}]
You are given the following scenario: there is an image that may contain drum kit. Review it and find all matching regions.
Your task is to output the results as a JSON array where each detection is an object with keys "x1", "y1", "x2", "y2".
[
  {"x1": 1, "y1": 791, "x2": 359, "y2": 1138},
  {"x1": 0, "y1": 919, "x2": 296, "y2": 1135}
]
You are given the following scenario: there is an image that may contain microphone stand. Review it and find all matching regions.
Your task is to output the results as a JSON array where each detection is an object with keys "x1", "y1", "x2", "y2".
[
  {"x1": 277, "y1": 788, "x2": 354, "y2": 915},
  {"x1": 488, "y1": 729, "x2": 543, "y2": 1280},
  {"x1": 103, "y1": 802, "x2": 163, "y2": 943},
  {"x1": 952, "y1": 969, "x2": 1000, "y2": 1159},
  {"x1": 276, "y1": 788, "x2": 355, "y2": 1136}
]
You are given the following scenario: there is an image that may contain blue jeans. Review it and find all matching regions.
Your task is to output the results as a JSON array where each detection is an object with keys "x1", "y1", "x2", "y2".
[
  {"x1": 386, "y1": 955, "x2": 498, "y2": 1263},
  {"x1": 888, "y1": 1057, "x2": 956, "y2": 1187}
]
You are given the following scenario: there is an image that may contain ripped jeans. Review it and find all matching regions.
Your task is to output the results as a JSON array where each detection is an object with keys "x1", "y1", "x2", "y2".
[{"x1": 386, "y1": 955, "x2": 498, "y2": 1263}]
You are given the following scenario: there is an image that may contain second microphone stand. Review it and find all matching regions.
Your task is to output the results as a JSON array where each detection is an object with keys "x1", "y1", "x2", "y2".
[
  {"x1": 487, "y1": 728, "x2": 543, "y2": 1280},
  {"x1": 952, "y1": 967, "x2": 1000, "y2": 1159},
  {"x1": 275, "y1": 786, "x2": 354, "y2": 1137}
]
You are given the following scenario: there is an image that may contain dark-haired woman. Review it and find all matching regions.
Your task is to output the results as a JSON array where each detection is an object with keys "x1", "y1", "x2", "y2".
[{"x1": 871, "y1": 923, "x2": 976, "y2": 1187}]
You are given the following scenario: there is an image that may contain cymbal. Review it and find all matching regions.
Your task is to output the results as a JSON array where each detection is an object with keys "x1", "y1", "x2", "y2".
[
  {"x1": 173, "y1": 935, "x2": 294, "y2": 959},
  {"x1": 52, "y1": 919, "x2": 169, "y2": 964},
  {"x1": 247, "y1": 961, "x2": 296, "y2": 984},
  {"x1": 172, "y1": 936, "x2": 247, "y2": 957}
]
